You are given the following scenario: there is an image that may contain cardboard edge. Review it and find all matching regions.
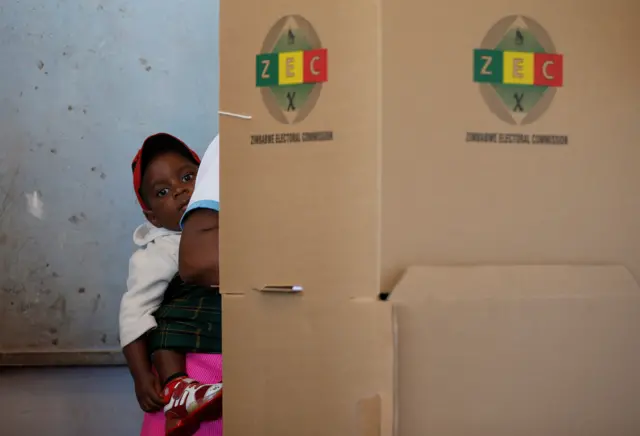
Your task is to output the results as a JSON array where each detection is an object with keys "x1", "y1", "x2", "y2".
[
  {"x1": 356, "y1": 394, "x2": 381, "y2": 436},
  {"x1": 391, "y1": 303, "x2": 399, "y2": 436},
  {"x1": 0, "y1": 350, "x2": 125, "y2": 366},
  {"x1": 388, "y1": 264, "x2": 640, "y2": 302}
]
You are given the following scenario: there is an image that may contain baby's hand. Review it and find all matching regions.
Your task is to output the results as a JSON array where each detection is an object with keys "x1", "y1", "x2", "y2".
[{"x1": 134, "y1": 371, "x2": 165, "y2": 413}]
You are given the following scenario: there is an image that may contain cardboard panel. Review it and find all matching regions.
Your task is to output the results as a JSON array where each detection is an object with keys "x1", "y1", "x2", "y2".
[
  {"x1": 219, "y1": 0, "x2": 382, "y2": 297},
  {"x1": 222, "y1": 295, "x2": 394, "y2": 436},
  {"x1": 391, "y1": 265, "x2": 640, "y2": 436},
  {"x1": 381, "y1": 1, "x2": 640, "y2": 290}
]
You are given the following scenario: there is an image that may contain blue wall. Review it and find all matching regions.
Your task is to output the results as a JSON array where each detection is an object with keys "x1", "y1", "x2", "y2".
[{"x1": 0, "y1": 0, "x2": 219, "y2": 355}]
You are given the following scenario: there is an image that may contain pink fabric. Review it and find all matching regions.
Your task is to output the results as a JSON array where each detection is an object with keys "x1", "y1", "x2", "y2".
[{"x1": 140, "y1": 353, "x2": 223, "y2": 436}]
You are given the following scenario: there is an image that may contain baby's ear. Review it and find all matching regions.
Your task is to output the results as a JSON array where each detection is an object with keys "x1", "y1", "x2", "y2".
[{"x1": 144, "y1": 210, "x2": 161, "y2": 228}]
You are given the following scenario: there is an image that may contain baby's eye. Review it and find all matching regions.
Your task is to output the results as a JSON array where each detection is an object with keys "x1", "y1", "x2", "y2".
[
  {"x1": 182, "y1": 173, "x2": 194, "y2": 183},
  {"x1": 156, "y1": 188, "x2": 169, "y2": 198}
]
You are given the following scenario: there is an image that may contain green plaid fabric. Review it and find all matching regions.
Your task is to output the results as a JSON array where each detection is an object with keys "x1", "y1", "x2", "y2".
[{"x1": 147, "y1": 274, "x2": 222, "y2": 355}]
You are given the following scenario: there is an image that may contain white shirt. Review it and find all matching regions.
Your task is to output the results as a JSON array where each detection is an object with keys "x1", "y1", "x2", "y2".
[
  {"x1": 181, "y1": 134, "x2": 220, "y2": 228},
  {"x1": 119, "y1": 222, "x2": 180, "y2": 347}
]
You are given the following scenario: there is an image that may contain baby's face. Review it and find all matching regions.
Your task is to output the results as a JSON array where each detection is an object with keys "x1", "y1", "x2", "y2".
[{"x1": 141, "y1": 152, "x2": 198, "y2": 231}]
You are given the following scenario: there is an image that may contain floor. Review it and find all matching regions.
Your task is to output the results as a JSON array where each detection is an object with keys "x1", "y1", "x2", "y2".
[{"x1": 0, "y1": 366, "x2": 143, "y2": 436}]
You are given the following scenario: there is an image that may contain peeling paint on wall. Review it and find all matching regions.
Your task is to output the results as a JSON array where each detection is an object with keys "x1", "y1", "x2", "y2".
[{"x1": 25, "y1": 191, "x2": 44, "y2": 220}]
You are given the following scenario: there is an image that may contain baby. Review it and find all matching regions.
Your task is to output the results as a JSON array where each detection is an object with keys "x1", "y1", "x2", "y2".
[{"x1": 120, "y1": 133, "x2": 222, "y2": 436}]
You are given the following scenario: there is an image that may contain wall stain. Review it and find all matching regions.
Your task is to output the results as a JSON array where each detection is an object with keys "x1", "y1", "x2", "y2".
[
  {"x1": 3, "y1": 285, "x2": 26, "y2": 296},
  {"x1": 92, "y1": 294, "x2": 101, "y2": 313},
  {"x1": 49, "y1": 295, "x2": 67, "y2": 317},
  {"x1": 78, "y1": 287, "x2": 86, "y2": 294},
  {"x1": 68, "y1": 213, "x2": 87, "y2": 224},
  {"x1": 37, "y1": 60, "x2": 44, "y2": 70},
  {"x1": 100, "y1": 333, "x2": 107, "y2": 344},
  {"x1": 0, "y1": 166, "x2": 20, "y2": 220},
  {"x1": 140, "y1": 58, "x2": 152, "y2": 71},
  {"x1": 50, "y1": 148, "x2": 57, "y2": 154}
]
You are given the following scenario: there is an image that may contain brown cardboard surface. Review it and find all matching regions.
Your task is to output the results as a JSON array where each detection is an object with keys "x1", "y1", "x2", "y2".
[
  {"x1": 221, "y1": 0, "x2": 640, "y2": 296},
  {"x1": 219, "y1": 1, "x2": 640, "y2": 435},
  {"x1": 381, "y1": 1, "x2": 640, "y2": 290},
  {"x1": 219, "y1": 1, "x2": 381, "y2": 298},
  {"x1": 221, "y1": 295, "x2": 394, "y2": 436},
  {"x1": 391, "y1": 265, "x2": 640, "y2": 436}
]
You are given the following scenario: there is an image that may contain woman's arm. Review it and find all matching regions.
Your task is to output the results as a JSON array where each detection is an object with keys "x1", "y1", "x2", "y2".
[
  {"x1": 178, "y1": 135, "x2": 220, "y2": 286},
  {"x1": 179, "y1": 209, "x2": 219, "y2": 285}
]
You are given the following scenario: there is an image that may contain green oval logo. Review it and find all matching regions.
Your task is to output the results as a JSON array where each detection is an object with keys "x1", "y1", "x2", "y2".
[
  {"x1": 256, "y1": 15, "x2": 328, "y2": 125},
  {"x1": 473, "y1": 16, "x2": 564, "y2": 125}
]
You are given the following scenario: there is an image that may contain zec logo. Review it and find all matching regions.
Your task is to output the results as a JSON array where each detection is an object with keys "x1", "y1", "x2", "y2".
[
  {"x1": 473, "y1": 16, "x2": 564, "y2": 125},
  {"x1": 255, "y1": 15, "x2": 328, "y2": 124}
]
